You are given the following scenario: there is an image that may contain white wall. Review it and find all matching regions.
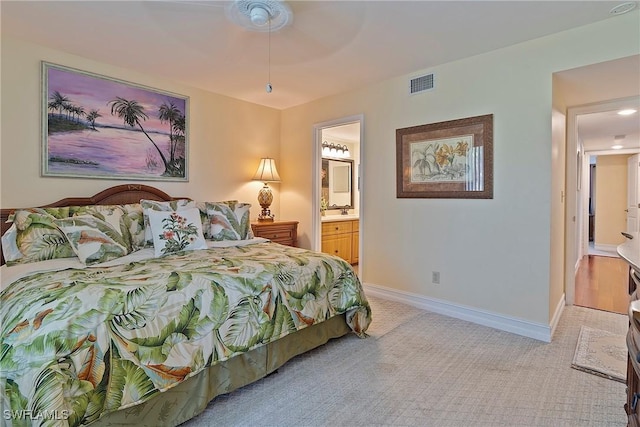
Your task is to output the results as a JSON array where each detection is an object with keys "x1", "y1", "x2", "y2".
[
  {"x1": 1, "y1": 37, "x2": 281, "y2": 217},
  {"x1": 280, "y1": 11, "x2": 640, "y2": 336}
]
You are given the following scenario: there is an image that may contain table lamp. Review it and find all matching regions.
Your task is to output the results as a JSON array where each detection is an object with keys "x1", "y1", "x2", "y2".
[{"x1": 252, "y1": 158, "x2": 280, "y2": 221}]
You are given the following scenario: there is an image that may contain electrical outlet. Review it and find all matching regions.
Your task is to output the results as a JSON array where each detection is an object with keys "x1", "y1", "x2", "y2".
[{"x1": 432, "y1": 271, "x2": 440, "y2": 284}]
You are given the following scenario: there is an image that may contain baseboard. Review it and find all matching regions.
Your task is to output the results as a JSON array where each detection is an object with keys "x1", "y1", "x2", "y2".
[
  {"x1": 594, "y1": 243, "x2": 618, "y2": 253},
  {"x1": 363, "y1": 283, "x2": 553, "y2": 342}
]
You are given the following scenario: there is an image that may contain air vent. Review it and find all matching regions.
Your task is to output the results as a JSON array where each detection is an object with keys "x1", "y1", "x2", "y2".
[{"x1": 409, "y1": 73, "x2": 434, "y2": 95}]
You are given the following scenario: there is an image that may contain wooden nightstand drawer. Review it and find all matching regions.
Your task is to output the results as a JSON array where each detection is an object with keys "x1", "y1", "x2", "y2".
[
  {"x1": 258, "y1": 228, "x2": 293, "y2": 241},
  {"x1": 251, "y1": 221, "x2": 298, "y2": 247}
]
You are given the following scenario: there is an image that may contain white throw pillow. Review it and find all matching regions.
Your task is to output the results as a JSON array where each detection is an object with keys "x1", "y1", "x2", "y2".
[
  {"x1": 147, "y1": 207, "x2": 207, "y2": 257},
  {"x1": 140, "y1": 199, "x2": 196, "y2": 247}
]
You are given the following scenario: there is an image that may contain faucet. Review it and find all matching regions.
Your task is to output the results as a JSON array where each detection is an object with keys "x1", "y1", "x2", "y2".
[{"x1": 340, "y1": 207, "x2": 349, "y2": 215}]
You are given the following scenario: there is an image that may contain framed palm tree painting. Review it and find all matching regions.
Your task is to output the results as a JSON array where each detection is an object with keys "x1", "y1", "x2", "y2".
[
  {"x1": 396, "y1": 114, "x2": 493, "y2": 199},
  {"x1": 42, "y1": 62, "x2": 189, "y2": 181}
]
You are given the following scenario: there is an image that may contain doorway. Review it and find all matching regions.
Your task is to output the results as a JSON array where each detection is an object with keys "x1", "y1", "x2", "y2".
[
  {"x1": 565, "y1": 96, "x2": 640, "y2": 308},
  {"x1": 574, "y1": 152, "x2": 636, "y2": 314},
  {"x1": 312, "y1": 115, "x2": 364, "y2": 276}
]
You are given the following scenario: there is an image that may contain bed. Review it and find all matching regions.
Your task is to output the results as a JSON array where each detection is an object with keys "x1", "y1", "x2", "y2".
[{"x1": 0, "y1": 184, "x2": 371, "y2": 427}]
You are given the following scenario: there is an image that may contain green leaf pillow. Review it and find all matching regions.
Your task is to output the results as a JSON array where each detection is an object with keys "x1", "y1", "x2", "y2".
[
  {"x1": 71, "y1": 204, "x2": 145, "y2": 251},
  {"x1": 55, "y1": 215, "x2": 130, "y2": 265},
  {"x1": 4, "y1": 209, "x2": 75, "y2": 265},
  {"x1": 205, "y1": 201, "x2": 253, "y2": 241}
]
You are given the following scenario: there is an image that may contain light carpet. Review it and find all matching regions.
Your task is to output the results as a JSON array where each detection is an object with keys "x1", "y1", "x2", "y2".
[
  {"x1": 183, "y1": 295, "x2": 628, "y2": 427},
  {"x1": 571, "y1": 325, "x2": 627, "y2": 383}
]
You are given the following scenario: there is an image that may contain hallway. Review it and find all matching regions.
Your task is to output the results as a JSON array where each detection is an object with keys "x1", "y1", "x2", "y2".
[{"x1": 575, "y1": 254, "x2": 629, "y2": 314}]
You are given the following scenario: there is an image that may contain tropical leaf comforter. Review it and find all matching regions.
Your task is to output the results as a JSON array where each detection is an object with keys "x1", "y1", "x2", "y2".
[{"x1": 0, "y1": 240, "x2": 371, "y2": 427}]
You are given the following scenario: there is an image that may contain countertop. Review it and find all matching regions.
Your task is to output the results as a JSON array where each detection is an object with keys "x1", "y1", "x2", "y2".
[
  {"x1": 618, "y1": 232, "x2": 640, "y2": 272},
  {"x1": 321, "y1": 214, "x2": 359, "y2": 222}
]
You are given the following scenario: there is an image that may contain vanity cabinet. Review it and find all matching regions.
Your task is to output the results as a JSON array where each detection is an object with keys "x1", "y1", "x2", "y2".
[
  {"x1": 321, "y1": 219, "x2": 359, "y2": 264},
  {"x1": 351, "y1": 221, "x2": 359, "y2": 264}
]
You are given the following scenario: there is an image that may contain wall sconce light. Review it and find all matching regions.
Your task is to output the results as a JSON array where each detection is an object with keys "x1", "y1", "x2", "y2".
[
  {"x1": 252, "y1": 158, "x2": 281, "y2": 221},
  {"x1": 321, "y1": 141, "x2": 350, "y2": 158}
]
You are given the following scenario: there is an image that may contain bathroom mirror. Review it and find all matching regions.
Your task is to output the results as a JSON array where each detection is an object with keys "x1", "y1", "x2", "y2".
[{"x1": 321, "y1": 158, "x2": 354, "y2": 210}]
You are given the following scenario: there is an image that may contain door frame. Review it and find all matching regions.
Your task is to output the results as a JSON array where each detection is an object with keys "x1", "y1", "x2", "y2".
[
  {"x1": 628, "y1": 153, "x2": 640, "y2": 234},
  {"x1": 312, "y1": 114, "x2": 364, "y2": 276},
  {"x1": 565, "y1": 96, "x2": 640, "y2": 305}
]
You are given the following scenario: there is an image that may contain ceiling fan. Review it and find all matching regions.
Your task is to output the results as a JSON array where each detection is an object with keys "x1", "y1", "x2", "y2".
[
  {"x1": 164, "y1": 0, "x2": 292, "y2": 31},
  {"x1": 160, "y1": 0, "x2": 293, "y2": 93},
  {"x1": 224, "y1": 0, "x2": 294, "y2": 92},
  {"x1": 224, "y1": 0, "x2": 293, "y2": 32},
  {"x1": 142, "y1": 0, "x2": 365, "y2": 98}
]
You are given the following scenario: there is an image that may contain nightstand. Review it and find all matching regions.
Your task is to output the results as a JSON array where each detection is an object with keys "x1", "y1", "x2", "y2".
[{"x1": 251, "y1": 221, "x2": 298, "y2": 247}]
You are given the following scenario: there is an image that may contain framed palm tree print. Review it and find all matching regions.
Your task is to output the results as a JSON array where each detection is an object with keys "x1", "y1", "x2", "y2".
[
  {"x1": 42, "y1": 62, "x2": 189, "y2": 181},
  {"x1": 396, "y1": 114, "x2": 493, "y2": 199}
]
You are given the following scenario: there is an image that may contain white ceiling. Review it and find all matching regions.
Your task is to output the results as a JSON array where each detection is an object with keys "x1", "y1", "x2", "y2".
[
  {"x1": 555, "y1": 55, "x2": 640, "y2": 152},
  {"x1": 2, "y1": 1, "x2": 639, "y2": 150}
]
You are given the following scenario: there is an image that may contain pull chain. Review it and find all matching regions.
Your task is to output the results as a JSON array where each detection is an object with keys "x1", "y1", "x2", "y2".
[{"x1": 266, "y1": 17, "x2": 273, "y2": 93}]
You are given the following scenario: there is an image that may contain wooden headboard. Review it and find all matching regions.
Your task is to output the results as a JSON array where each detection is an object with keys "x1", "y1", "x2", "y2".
[{"x1": 1, "y1": 184, "x2": 186, "y2": 265}]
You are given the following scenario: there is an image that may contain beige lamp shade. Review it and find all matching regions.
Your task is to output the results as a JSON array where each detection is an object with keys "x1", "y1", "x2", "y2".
[
  {"x1": 253, "y1": 158, "x2": 280, "y2": 221},
  {"x1": 252, "y1": 158, "x2": 281, "y2": 182}
]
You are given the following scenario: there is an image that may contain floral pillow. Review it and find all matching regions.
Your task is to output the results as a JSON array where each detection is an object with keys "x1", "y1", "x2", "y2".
[
  {"x1": 147, "y1": 208, "x2": 207, "y2": 257},
  {"x1": 205, "y1": 201, "x2": 253, "y2": 241},
  {"x1": 3, "y1": 209, "x2": 75, "y2": 265},
  {"x1": 141, "y1": 199, "x2": 195, "y2": 247},
  {"x1": 55, "y1": 215, "x2": 130, "y2": 265}
]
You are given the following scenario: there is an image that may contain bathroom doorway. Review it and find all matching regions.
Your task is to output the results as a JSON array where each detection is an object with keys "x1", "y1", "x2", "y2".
[{"x1": 312, "y1": 115, "x2": 363, "y2": 275}]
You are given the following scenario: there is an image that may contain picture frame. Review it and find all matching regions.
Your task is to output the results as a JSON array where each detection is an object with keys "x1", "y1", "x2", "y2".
[
  {"x1": 42, "y1": 62, "x2": 189, "y2": 181},
  {"x1": 396, "y1": 114, "x2": 493, "y2": 199}
]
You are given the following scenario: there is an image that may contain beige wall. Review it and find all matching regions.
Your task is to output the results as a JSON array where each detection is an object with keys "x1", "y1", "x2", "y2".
[
  {"x1": 595, "y1": 155, "x2": 630, "y2": 246},
  {"x1": 1, "y1": 37, "x2": 281, "y2": 217},
  {"x1": 2, "y1": 11, "x2": 639, "y2": 335},
  {"x1": 281, "y1": 11, "x2": 640, "y2": 327}
]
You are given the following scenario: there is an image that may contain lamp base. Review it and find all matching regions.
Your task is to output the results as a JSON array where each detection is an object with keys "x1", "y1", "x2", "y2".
[
  {"x1": 257, "y1": 206, "x2": 274, "y2": 221},
  {"x1": 257, "y1": 184, "x2": 275, "y2": 222}
]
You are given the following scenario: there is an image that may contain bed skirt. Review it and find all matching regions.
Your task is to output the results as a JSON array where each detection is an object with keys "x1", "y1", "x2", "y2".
[{"x1": 91, "y1": 314, "x2": 351, "y2": 426}]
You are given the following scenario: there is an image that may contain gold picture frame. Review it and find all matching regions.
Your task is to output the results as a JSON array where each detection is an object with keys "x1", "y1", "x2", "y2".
[{"x1": 396, "y1": 114, "x2": 493, "y2": 199}]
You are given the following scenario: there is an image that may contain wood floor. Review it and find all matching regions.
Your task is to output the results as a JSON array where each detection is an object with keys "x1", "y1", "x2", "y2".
[{"x1": 575, "y1": 254, "x2": 629, "y2": 315}]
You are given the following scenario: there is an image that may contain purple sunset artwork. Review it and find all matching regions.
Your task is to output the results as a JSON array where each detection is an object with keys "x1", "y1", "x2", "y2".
[{"x1": 42, "y1": 62, "x2": 188, "y2": 181}]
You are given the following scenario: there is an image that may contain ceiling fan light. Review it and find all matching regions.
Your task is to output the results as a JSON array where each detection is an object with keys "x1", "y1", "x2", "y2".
[
  {"x1": 610, "y1": 2, "x2": 637, "y2": 15},
  {"x1": 226, "y1": 0, "x2": 292, "y2": 32},
  {"x1": 250, "y1": 6, "x2": 270, "y2": 26}
]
